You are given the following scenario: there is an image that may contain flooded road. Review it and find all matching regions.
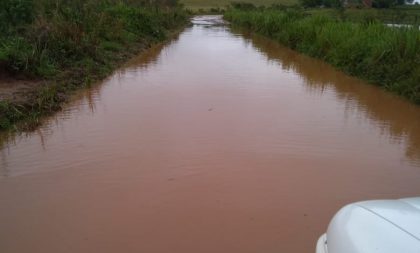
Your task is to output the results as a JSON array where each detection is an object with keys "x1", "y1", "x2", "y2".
[{"x1": 1, "y1": 16, "x2": 420, "y2": 253}]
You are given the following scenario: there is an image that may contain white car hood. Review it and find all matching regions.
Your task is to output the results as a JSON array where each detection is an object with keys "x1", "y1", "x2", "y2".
[
  {"x1": 325, "y1": 197, "x2": 420, "y2": 253},
  {"x1": 357, "y1": 198, "x2": 420, "y2": 240}
]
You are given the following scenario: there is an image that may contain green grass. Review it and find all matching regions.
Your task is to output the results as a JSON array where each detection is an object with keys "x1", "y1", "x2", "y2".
[
  {"x1": 306, "y1": 7, "x2": 420, "y2": 24},
  {"x1": 0, "y1": 0, "x2": 189, "y2": 130},
  {"x1": 181, "y1": 0, "x2": 298, "y2": 10},
  {"x1": 225, "y1": 8, "x2": 420, "y2": 104}
]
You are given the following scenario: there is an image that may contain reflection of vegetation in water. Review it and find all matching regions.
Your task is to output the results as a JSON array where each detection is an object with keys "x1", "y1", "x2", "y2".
[
  {"x1": 0, "y1": 29, "x2": 182, "y2": 169},
  {"x1": 0, "y1": 142, "x2": 10, "y2": 177},
  {"x1": 0, "y1": 0, "x2": 189, "y2": 130},
  {"x1": 225, "y1": 9, "x2": 420, "y2": 104},
  {"x1": 242, "y1": 31, "x2": 420, "y2": 163},
  {"x1": 0, "y1": 126, "x2": 55, "y2": 177},
  {"x1": 0, "y1": 88, "x2": 99, "y2": 178},
  {"x1": 121, "y1": 32, "x2": 182, "y2": 74}
]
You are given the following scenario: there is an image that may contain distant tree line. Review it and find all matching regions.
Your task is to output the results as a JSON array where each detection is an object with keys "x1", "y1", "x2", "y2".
[
  {"x1": 300, "y1": 0, "x2": 415, "y2": 8},
  {"x1": 230, "y1": 0, "x2": 416, "y2": 10}
]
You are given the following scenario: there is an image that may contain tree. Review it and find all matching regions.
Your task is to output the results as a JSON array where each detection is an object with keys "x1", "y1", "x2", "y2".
[
  {"x1": 323, "y1": 0, "x2": 343, "y2": 8},
  {"x1": 300, "y1": 0, "x2": 322, "y2": 7},
  {"x1": 372, "y1": 0, "x2": 395, "y2": 8}
]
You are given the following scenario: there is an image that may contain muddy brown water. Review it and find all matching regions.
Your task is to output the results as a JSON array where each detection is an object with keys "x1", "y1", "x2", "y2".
[{"x1": 1, "y1": 15, "x2": 420, "y2": 253}]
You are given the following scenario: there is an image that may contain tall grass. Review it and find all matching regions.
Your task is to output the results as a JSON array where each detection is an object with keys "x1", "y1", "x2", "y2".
[
  {"x1": 0, "y1": 0, "x2": 188, "y2": 78},
  {"x1": 225, "y1": 9, "x2": 420, "y2": 104},
  {"x1": 0, "y1": 0, "x2": 188, "y2": 130},
  {"x1": 305, "y1": 8, "x2": 420, "y2": 25}
]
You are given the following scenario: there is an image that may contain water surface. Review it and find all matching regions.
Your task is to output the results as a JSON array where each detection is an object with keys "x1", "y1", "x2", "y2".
[{"x1": 1, "y1": 15, "x2": 420, "y2": 253}]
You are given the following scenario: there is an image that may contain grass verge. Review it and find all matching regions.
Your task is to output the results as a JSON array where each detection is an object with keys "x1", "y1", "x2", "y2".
[
  {"x1": 224, "y1": 8, "x2": 420, "y2": 104},
  {"x1": 0, "y1": 0, "x2": 189, "y2": 131}
]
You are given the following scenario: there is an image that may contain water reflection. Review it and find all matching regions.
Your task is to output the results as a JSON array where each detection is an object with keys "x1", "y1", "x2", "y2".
[
  {"x1": 0, "y1": 16, "x2": 419, "y2": 253},
  {"x1": 240, "y1": 31, "x2": 420, "y2": 164},
  {"x1": 0, "y1": 146, "x2": 9, "y2": 177},
  {"x1": 0, "y1": 34, "x2": 182, "y2": 176},
  {"x1": 0, "y1": 85, "x2": 103, "y2": 176}
]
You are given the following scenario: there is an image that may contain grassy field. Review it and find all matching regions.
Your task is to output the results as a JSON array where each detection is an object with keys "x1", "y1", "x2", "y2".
[
  {"x1": 307, "y1": 6, "x2": 420, "y2": 24},
  {"x1": 0, "y1": 0, "x2": 188, "y2": 130},
  {"x1": 225, "y1": 8, "x2": 420, "y2": 103},
  {"x1": 181, "y1": 0, "x2": 298, "y2": 10}
]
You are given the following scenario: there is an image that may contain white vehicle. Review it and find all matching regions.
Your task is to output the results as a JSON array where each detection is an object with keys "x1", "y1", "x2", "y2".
[{"x1": 316, "y1": 197, "x2": 420, "y2": 253}]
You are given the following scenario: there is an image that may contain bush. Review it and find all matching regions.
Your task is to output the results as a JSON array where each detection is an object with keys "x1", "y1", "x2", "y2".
[
  {"x1": 300, "y1": 0, "x2": 322, "y2": 7},
  {"x1": 323, "y1": 0, "x2": 343, "y2": 8},
  {"x1": 0, "y1": 0, "x2": 34, "y2": 33},
  {"x1": 230, "y1": 2, "x2": 258, "y2": 10}
]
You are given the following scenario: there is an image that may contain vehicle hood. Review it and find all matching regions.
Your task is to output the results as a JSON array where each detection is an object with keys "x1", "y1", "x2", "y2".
[
  {"x1": 325, "y1": 197, "x2": 420, "y2": 253},
  {"x1": 357, "y1": 197, "x2": 420, "y2": 240}
]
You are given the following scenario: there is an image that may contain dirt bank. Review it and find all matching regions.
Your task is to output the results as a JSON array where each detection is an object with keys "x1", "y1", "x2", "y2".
[{"x1": 0, "y1": 26, "x2": 188, "y2": 131}]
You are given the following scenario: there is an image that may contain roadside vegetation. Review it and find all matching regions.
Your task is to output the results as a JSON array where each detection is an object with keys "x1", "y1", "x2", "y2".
[
  {"x1": 305, "y1": 7, "x2": 420, "y2": 25},
  {"x1": 225, "y1": 5, "x2": 420, "y2": 104},
  {"x1": 181, "y1": 0, "x2": 420, "y2": 13},
  {"x1": 181, "y1": 0, "x2": 298, "y2": 12},
  {"x1": 0, "y1": 0, "x2": 188, "y2": 130}
]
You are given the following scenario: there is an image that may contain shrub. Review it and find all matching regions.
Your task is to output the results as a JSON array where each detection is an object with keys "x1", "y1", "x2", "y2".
[{"x1": 0, "y1": 0, "x2": 34, "y2": 33}]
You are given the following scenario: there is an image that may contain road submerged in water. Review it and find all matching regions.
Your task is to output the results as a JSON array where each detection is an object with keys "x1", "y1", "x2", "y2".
[{"x1": 1, "y1": 15, "x2": 420, "y2": 253}]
